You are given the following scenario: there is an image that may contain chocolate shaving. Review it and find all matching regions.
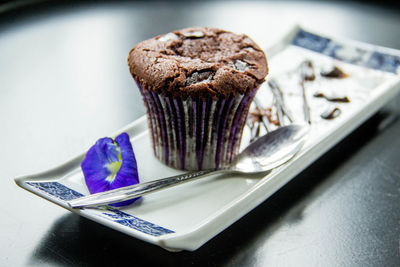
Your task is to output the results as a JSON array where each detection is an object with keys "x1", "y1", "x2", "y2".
[
  {"x1": 321, "y1": 107, "x2": 341, "y2": 120},
  {"x1": 298, "y1": 60, "x2": 314, "y2": 124},
  {"x1": 250, "y1": 105, "x2": 279, "y2": 127},
  {"x1": 249, "y1": 122, "x2": 261, "y2": 143},
  {"x1": 314, "y1": 92, "x2": 350, "y2": 103},
  {"x1": 248, "y1": 107, "x2": 264, "y2": 142},
  {"x1": 249, "y1": 102, "x2": 273, "y2": 130},
  {"x1": 274, "y1": 98, "x2": 284, "y2": 126},
  {"x1": 268, "y1": 80, "x2": 294, "y2": 124},
  {"x1": 299, "y1": 60, "x2": 316, "y2": 81},
  {"x1": 248, "y1": 97, "x2": 290, "y2": 141},
  {"x1": 264, "y1": 107, "x2": 280, "y2": 126},
  {"x1": 321, "y1": 66, "x2": 348, "y2": 79}
]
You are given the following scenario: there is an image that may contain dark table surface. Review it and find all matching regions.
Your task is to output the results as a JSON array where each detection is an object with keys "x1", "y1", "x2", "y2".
[{"x1": 1, "y1": 1, "x2": 400, "y2": 266}]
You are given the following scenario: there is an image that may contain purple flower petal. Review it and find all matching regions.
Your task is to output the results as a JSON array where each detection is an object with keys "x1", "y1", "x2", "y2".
[{"x1": 81, "y1": 132, "x2": 140, "y2": 207}]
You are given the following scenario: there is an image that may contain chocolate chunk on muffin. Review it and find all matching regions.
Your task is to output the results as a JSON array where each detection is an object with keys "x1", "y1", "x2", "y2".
[{"x1": 128, "y1": 27, "x2": 268, "y2": 170}]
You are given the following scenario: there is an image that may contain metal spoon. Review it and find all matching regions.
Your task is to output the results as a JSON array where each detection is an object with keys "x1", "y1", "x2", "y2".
[{"x1": 68, "y1": 124, "x2": 309, "y2": 209}]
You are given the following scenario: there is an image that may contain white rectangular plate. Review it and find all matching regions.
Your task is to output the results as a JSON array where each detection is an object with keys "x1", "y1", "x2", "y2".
[{"x1": 15, "y1": 25, "x2": 400, "y2": 251}]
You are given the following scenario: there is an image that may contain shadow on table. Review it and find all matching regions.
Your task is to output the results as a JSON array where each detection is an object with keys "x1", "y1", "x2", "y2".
[{"x1": 28, "y1": 109, "x2": 398, "y2": 266}]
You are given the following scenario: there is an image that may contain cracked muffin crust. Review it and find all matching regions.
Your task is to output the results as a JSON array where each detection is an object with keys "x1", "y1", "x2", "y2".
[{"x1": 128, "y1": 27, "x2": 268, "y2": 99}]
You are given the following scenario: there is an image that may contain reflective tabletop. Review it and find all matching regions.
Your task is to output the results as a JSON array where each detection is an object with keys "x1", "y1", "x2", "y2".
[{"x1": 1, "y1": 1, "x2": 399, "y2": 266}]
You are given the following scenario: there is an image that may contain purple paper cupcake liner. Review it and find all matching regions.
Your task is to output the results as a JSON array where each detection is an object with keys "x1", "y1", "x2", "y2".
[{"x1": 138, "y1": 83, "x2": 257, "y2": 170}]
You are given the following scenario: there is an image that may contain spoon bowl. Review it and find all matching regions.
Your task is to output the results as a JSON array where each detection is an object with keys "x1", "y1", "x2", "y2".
[{"x1": 231, "y1": 124, "x2": 310, "y2": 173}]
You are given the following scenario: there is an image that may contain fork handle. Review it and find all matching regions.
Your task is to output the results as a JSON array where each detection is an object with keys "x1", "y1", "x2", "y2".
[{"x1": 68, "y1": 169, "x2": 226, "y2": 208}]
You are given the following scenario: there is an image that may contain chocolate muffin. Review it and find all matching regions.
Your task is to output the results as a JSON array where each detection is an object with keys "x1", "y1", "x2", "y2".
[{"x1": 128, "y1": 27, "x2": 268, "y2": 170}]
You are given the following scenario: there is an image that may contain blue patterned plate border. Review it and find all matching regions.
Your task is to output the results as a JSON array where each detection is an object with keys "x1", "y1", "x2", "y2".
[
  {"x1": 26, "y1": 181, "x2": 174, "y2": 237},
  {"x1": 292, "y1": 29, "x2": 400, "y2": 74}
]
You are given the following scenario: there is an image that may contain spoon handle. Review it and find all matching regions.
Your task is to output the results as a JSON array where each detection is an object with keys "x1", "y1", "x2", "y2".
[{"x1": 68, "y1": 169, "x2": 225, "y2": 208}]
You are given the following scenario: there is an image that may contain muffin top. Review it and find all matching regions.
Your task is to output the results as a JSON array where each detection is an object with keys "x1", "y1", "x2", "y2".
[{"x1": 128, "y1": 27, "x2": 268, "y2": 99}]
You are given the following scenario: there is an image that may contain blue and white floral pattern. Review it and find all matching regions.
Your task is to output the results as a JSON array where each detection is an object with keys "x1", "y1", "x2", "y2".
[
  {"x1": 27, "y1": 182, "x2": 84, "y2": 201},
  {"x1": 292, "y1": 29, "x2": 400, "y2": 74},
  {"x1": 102, "y1": 208, "x2": 174, "y2": 236},
  {"x1": 26, "y1": 181, "x2": 174, "y2": 236},
  {"x1": 366, "y1": 51, "x2": 400, "y2": 73}
]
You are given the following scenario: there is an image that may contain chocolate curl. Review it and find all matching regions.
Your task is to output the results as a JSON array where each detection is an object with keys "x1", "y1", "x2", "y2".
[
  {"x1": 253, "y1": 97, "x2": 271, "y2": 132},
  {"x1": 321, "y1": 107, "x2": 341, "y2": 120},
  {"x1": 249, "y1": 120, "x2": 261, "y2": 143},
  {"x1": 320, "y1": 66, "x2": 348, "y2": 79},
  {"x1": 313, "y1": 92, "x2": 350, "y2": 103},
  {"x1": 248, "y1": 106, "x2": 265, "y2": 142},
  {"x1": 299, "y1": 60, "x2": 314, "y2": 124},
  {"x1": 274, "y1": 97, "x2": 284, "y2": 126},
  {"x1": 268, "y1": 80, "x2": 294, "y2": 125}
]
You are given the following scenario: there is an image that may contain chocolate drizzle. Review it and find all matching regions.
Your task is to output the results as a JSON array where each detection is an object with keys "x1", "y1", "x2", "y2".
[
  {"x1": 299, "y1": 60, "x2": 314, "y2": 124},
  {"x1": 247, "y1": 60, "x2": 351, "y2": 139},
  {"x1": 247, "y1": 101, "x2": 275, "y2": 142},
  {"x1": 268, "y1": 80, "x2": 294, "y2": 124},
  {"x1": 314, "y1": 92, "x2": 350, "y2": 103},
  {"x1": 320, "y1": 66, "x2": 348, "y2": 79},
  {"x1": 252, "y1": 99, "x2": 272, "y2": 129},
  {"x1": 248, "y1": 79, "x2": 295, "y2": 142},
  {"x1": 300, "y1": 60, "x2": 316, "y2": 81},
  {"x1": 321, "y1": 107, "x2": 341, "y2": 120}
]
